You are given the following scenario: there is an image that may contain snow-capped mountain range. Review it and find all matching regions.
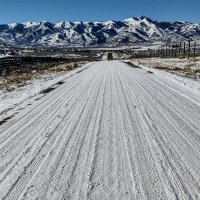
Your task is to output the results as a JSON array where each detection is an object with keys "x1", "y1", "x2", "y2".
[{"x1": 0, "y1": 16, "x2": 200, "y2": 47}]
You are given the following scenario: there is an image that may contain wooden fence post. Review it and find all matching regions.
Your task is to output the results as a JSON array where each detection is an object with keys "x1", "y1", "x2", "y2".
[
  {"x1": 162, "y1": 46, "x2": 164, "y2": 58},
  {"x1": 179, "y1": 42, "x2": 181, "y2": 56},
  {"x1": 188, "y1": 40, "x2": 191, "y2": 60},
  {"x1": 184, "y1": 42, "x2": 186, "y2": 58},
  {"x1": 175, "y1": 46, "x2": 177, "y2": 58},
  {"x1": 194, "y1": 41, "x2": 196, "y2": 61}
]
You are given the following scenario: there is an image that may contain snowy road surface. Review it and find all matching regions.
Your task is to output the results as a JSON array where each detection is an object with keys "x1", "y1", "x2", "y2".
[{"x1": 1, "y1": 61, "x2": 200, "y2": 200}]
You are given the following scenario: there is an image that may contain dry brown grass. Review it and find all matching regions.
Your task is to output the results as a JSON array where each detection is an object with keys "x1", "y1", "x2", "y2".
[
  {"x1": 135, "y1": 58, "x2": 200, "y2": 80},
  {"x1": 0, "y1": 61, "x2": 87, "y2": 92},
  {"x1": 48, "y1": 63, "x2": 79, "y2": 72},
  {"x1": 0, "y1": 72, "x2": 41, "y2": 92},
  {"x1": 138, "y1": 59, "x2": 180, "y2": 70}
]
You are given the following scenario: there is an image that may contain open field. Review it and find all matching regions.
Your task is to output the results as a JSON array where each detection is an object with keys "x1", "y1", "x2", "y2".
[
  {"x1": 0, "y1": 61, "x2": 86, "y2": 91},
  {"x1": 0, "y1": 61, "x2": 200, "y2": 199},
  {"x1": 134, "y1": 57, "x2": 200, "y2": 80}
]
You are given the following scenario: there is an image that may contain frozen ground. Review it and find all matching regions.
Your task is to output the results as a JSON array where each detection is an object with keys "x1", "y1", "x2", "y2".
[
  {"x1": 136, "y1": 58, "x2": 200, "y2": 80},
  {"x1": 0, "y1": 62, "x2": 92, "y2": 117},
  {"x1": 0, "y1": 61, "x2": 200, "y2": 199},
  {"x1": 137, "y1": 57, "x2": 200, "y2": 69},
  {"x1": 132, "y1": 60, "x2": 200, "y2": 93}
]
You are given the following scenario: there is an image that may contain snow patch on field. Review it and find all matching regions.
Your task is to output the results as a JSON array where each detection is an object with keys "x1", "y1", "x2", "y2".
[
  {"x1": 137, "y1": 57, "x2": 200, "y2": 70},
  {"x1": 131, "y1": 60, "x2": 200, "y2": 105},
  {"x1": 0, "y1": 62, "x2": 92, "y2": 114},
  {"x1": 132, "y1": 59, "x2": 200, "y2": 90}
]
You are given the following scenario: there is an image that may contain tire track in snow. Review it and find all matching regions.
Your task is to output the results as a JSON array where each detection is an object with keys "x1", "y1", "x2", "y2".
[
  {"x1": 1, "y1": 68, "x2": 100, "y2": 200},
  {"x1": 121, "y1": 64, "x2": 200, "y2": 199},
  {"x1": 0, "y1": 68, "x2": 98, "y2": 198}
]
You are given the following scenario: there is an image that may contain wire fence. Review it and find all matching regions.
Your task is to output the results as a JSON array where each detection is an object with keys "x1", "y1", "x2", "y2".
[{"x1": 132, "y1": 40, "x2": 200, "y2": 60}]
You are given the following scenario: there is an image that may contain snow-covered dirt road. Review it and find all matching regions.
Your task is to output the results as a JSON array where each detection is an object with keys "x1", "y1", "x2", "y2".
[{"x1": 1, "y1": 61, "x2": 200, "y2": 200}]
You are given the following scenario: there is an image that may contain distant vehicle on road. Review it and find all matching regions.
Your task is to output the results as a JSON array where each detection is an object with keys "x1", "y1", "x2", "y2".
[{"x1": 107, "y1": 53, "x2": 113, "y2": 60}]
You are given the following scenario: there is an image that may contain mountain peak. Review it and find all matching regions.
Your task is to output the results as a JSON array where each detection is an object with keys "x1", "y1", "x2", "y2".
[
  {"x1": 23, "y1": 21, "x2": 39, "y2": 28},
  {"x1": 1, "y1": 17, "x2": 200, "y2": 47}
]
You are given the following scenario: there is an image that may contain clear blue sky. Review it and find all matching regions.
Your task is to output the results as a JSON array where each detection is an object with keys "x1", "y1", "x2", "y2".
[{"x1": 0, "y1": 0, "x2": 199, "y2": 24}]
